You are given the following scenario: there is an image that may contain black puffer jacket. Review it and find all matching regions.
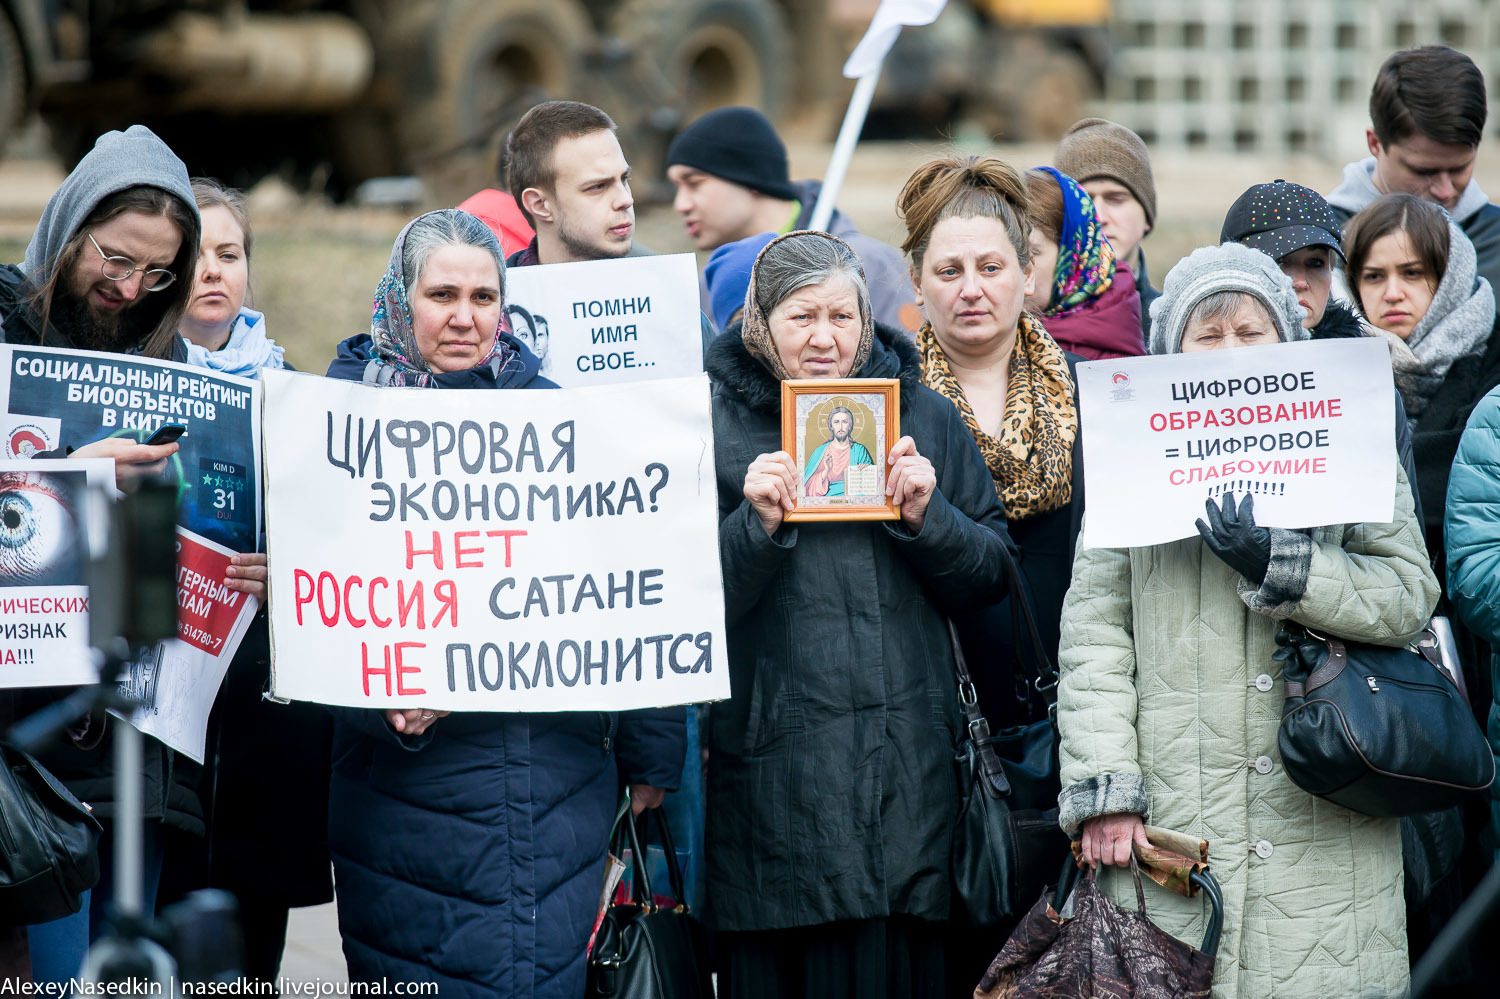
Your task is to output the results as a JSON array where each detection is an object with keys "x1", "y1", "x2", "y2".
[{"x1": 705, "y1": 321, "x2": 1013, "y2": 931}]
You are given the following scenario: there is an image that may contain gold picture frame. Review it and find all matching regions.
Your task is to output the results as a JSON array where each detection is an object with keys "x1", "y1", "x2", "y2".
[{"x1": 780, "y1": 378, "x2": 901, "y2": 522}]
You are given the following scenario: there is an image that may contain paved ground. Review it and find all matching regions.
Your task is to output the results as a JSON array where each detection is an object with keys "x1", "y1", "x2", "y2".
[{"x1": 280, "y1": 902, "x2": 347, "y2": 983}]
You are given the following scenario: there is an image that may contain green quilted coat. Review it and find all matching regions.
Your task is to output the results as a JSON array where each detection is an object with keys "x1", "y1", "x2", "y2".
[{"x1": 1057, "y1": 466, "x2": 1438, "y2": 999}]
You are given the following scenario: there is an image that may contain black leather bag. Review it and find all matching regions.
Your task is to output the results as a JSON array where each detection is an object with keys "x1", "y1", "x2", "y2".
[
  {"x1": 586, "y1": 801, "x2": 711, "y2": 999},
  {"x1": 1275, "y1": 627, "x2": 1495, "y2": 816},
  {"x1": 951, "y1": 544, "x2": 1071, "y2": 929},
  {"x1": 0, "y1": 741, "x2": 101, "y2": 923}
]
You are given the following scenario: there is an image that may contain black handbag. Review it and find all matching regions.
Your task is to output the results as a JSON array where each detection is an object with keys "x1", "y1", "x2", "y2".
[
  {"x1": 1275, "y1": 626, "x2": 1495, "y2": 816},
  {"x1": 586, "y1": 799, "x2": 711, "y2": 999},
  {"x1": 0, "y1": 741, "x2": 102, "y2": 923},
  {"x1": 951, "y1": 543, "x2": 1071, "y2": 928}
]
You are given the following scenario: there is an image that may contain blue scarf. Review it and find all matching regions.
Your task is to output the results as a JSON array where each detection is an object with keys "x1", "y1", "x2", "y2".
[
  {"x1": 183, "y1": 307, "x2": 284, "y2": 378},
  {"x1": 1033, "y1": 166, "x2": 1115, "y2": 317}
]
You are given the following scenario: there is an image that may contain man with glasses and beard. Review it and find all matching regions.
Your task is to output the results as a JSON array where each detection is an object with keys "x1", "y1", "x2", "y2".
[
  {"x1": 1, "y1": 126, "x2": 198, "y2": 361},
  {"x1": 0, "y1": 124, "x2": 203, "y2": 982}
]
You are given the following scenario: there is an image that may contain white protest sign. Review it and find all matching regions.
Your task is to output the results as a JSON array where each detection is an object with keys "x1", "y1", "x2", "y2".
[
  {"x1": 262, "y1": 369, "x2": 728, "y2": 711},
  {"x1": 0, "y1": 346, "x2": 263, "y2": 761},
  {"x1": 503, "y1": 254, "x2": 702, "y2": 386},
  {"x1": 1077, "y1": 338, "x2": 1396, "y2": 549},
  {"x1": 0, "y1": 459, "x2": 113, "y2": 687}
]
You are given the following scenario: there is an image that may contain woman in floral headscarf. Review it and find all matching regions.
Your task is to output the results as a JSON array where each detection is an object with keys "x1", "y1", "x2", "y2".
[
  {"x1": 1024, "y1": 166, "x2": 1144, "y2": 359},
  {"x1": 321, "y1": 209, "x2": 684, "y2": 999}
]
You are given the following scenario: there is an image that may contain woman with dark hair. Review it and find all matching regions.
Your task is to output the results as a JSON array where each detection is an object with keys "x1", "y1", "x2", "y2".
[
  {"x1": 705, "y1": 229, "x2": 1013, "y2": 998},
  {"x1": 1345, "y1": 193, "x2": 1499, "y2": 541},
  {"x1": 1021, "y1": 166, "x2": 1143, "y2": 360},
  {"x1": 324, "y1": 209, "x2": 683, "y2": 998}
]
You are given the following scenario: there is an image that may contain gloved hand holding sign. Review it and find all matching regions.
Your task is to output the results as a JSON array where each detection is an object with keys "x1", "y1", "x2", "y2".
[{"x1": 1195, "y1": 492, "x2": 1271, "y2": 584}]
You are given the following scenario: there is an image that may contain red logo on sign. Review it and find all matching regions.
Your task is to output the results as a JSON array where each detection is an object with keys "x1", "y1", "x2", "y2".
[{"x1": 6, "y1": 426, "x2": 48, "y2": 458}]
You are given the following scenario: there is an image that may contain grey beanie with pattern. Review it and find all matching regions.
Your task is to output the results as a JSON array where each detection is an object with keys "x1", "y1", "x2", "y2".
[{"x1": 1148, "y1": 242, "x2": 1307, "y2": 355}]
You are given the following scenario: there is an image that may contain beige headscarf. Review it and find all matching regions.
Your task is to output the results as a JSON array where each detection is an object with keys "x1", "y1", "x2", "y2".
[{"x1": 740, "y1": 230, "x2": 877, "y2": 381}]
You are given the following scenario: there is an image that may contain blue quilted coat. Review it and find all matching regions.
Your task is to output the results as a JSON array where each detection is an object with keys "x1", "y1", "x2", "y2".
[
  {"x1": 325, "y1": 333, "x2": 686, "y2": 998},
  {"x1": 1444, "y1": 383, "x2": 1500, "y2": 845}
]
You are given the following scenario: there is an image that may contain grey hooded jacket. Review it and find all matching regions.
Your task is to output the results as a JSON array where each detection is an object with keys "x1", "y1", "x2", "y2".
[{"x1": 0, "y1": 124, "x2": 197, "y2": 361}]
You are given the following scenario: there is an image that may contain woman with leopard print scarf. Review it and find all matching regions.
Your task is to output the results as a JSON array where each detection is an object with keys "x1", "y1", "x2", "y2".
[
  {"x1": 897, "y1": 152, "x2": 1085, "y2": 997},
  {"x1": 896, "y1": 154, "x2": 1083, "y2": 726}
]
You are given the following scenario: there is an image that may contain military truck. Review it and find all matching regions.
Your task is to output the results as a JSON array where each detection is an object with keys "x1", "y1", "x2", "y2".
[{"x1": 0, "y1": 0, "x2": 836, "y2": 196}]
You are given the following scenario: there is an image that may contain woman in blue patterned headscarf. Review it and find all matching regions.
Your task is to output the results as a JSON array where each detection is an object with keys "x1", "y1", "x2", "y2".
[
  {"x1": 321, "y1": 209, "x2": 686, "y2": 999},
  {"x1": 1024, "y1": 166, "x2": 1144, "y2": 359},
  {"x1": 328, "y1": 208, "x2": 534, "y2": 388}
]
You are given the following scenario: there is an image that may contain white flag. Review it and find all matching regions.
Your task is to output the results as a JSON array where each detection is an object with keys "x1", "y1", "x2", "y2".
[{"x1": 842, "y1": 0, "x2": 948, "y2": 79}]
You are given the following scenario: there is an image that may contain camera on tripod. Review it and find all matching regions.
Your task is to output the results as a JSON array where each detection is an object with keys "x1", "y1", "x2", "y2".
[{"x1": 6, "y1": 475, "x2": 246, "y2": 988}]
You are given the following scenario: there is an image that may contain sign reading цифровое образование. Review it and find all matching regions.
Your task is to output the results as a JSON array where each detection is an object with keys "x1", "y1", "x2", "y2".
[{"x1": 1076, "y1": 337, "x2": 1396, "y2": 549}]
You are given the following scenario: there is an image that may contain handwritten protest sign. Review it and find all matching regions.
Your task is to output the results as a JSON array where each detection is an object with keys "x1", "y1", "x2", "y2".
[
  {"x1": 262, "y1": 369, "x2": 728, "y2": 711},
  {"x1": 0, "y1": 459, "x2": 113, "y2": 687},
  {"x1": 0, "y1": 345, "x2": 262, "y2": 761},
  {"x1": 1077, "y1": 338, "x2": 1396, "y2": 549},
  {"x1": 503, "y1": 254, "x2": 703, "y2": 386}
]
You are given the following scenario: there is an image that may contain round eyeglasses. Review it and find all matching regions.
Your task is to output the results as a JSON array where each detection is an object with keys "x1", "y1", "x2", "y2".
[{"x1": 88, "y1": 232, "x2": 176, "y2": 291}]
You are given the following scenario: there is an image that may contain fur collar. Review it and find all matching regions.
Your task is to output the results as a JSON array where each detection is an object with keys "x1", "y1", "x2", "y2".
[
  {"x1": 706, "y1": 321, "x2": 922, "y2": 414},
  {"x1": 1310, "y1": 299, "x2": 1365, "y2": 340}
]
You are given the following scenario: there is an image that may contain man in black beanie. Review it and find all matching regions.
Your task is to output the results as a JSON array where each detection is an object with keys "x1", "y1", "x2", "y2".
[{"x1": 666, "y1": 106, "x2": 917, "y2": 331}]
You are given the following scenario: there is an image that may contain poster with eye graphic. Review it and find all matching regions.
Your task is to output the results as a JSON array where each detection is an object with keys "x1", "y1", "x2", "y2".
[
  {"x1": 0, "y1": 345, "x2": 262, "y2": 762},
  {"x1": 0, "y1": 459, "x2": 114, "y2": 687}
]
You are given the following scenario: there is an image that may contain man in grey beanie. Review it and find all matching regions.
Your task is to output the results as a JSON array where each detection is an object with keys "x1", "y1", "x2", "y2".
[{"x1": 1055, "y1": 117, "x2": 1161, "y2": 338}]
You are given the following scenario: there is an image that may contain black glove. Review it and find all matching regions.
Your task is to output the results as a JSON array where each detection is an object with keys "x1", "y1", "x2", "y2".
[
  {"x1": 1195, "y1": 492, "x2": 1271, "y2": 585},
  {"x1": 1272, "y1": 629, "x2": 1323, "y2": 685}
]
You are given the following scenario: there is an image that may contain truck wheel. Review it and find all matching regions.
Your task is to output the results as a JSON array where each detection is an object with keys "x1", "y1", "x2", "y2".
[
  {"x1": 608, "y1": 0, "x2": 789, "y2": 123},
  {"x1": 604, "y1": 0, "x2": 789, "y2": 193},
  {"x1": 401, "y1": 0, "x2": 591, "y2": 162},
  {"x1": 0, "y1": 9, "x2": 25, "y2": 158}
]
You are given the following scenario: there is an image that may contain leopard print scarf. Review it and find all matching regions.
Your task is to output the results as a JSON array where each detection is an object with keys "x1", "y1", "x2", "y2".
[{"x1": 918, "y1": 314, "x2": 1078, "y2": 520}]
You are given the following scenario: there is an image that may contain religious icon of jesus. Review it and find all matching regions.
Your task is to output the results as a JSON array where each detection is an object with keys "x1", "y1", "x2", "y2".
[{"x1": 804, "y1": 406, "x2": 875, "y2": 497}]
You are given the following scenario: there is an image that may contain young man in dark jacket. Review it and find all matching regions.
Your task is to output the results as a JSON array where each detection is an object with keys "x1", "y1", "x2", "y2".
[
  {"x1": 665, "y1": 105, "x2": 919, "y2": 331},
  {"x1": 504, "y1": 99, "x2": 716, "y2": 359},
  {"x1": 1328, "y1": 45, "x2": 1500, "y2": 296},
  {"x1": 2, "y1": 125, "x2": 202, "y2": 982}
]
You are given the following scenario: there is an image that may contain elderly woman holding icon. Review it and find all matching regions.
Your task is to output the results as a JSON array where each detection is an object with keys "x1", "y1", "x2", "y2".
[{"x1": 703, "y1": 229, "x2": 1015, "y2": 996}]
